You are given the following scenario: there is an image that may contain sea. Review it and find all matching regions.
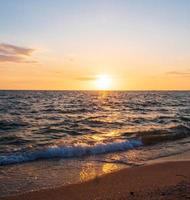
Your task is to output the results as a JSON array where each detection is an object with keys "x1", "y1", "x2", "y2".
[{"x1": 0, "y1": 90, "x2": 190, "y2": 197}]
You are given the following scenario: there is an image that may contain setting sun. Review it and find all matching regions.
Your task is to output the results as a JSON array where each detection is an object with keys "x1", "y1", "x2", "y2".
[{"x1": 95, "y1": 74, "x2": 112, "y2": 90}]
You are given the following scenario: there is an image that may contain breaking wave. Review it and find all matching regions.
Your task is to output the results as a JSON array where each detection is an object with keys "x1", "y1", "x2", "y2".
[{"x1": 0, "y1": 139, "x2": 142, "y2": 165}]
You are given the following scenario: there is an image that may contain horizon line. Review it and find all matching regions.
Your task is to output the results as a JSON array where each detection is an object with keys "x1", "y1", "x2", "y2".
[{"x1": 0, "y1": 89, "x2": 190, "y2": 92}]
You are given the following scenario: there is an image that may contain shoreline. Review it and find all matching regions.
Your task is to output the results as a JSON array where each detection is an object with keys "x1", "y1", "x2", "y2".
[{"x1": 2, "y1": 151, "x2": 190, "y2": 200}]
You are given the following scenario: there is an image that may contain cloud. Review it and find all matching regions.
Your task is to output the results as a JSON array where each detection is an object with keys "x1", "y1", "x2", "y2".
[
  {"x1": 0, "y1": 43, "x2": 36, "y2": 63},
  {"x1": 75, "y1": 76, "x2": 97, "y2": 81},
  {"x1": 166, "y1": 70, "x2": 190, "y2": 77},
  {"x1": 0, "y1": 43, "x2": 34, "y2": 55}
]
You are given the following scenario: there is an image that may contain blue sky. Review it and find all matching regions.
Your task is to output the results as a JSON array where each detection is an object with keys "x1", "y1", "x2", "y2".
[{"x1": 1, "y1": 0, "x2": 189, "y2": 45}]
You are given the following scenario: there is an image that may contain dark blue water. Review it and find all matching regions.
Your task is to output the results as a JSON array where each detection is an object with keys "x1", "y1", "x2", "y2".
[{"x1": 0, "y1": 90, "x2": 190, "y2": 165}]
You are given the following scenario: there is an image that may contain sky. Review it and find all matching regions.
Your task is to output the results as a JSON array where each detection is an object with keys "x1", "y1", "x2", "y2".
[{"x1": 0, "y1": 0, "x2": 190, "y2": 90}]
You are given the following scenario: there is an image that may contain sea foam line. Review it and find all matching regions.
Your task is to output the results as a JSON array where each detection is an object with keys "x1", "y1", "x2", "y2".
[{"x1": 0, "y1": 139, "x2": 142, "y2": 165}]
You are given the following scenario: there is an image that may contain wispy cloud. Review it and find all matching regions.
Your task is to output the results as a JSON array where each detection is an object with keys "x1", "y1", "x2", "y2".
[
  {"x1": 0, "y1": 43, "x2": 36, "y2": 63},
  {"x1": 75, "y1": 76, "x2": 97, "y2": 81},
  {"x1": 166, "y1": 69, "x2": 190, "y2": 77}
]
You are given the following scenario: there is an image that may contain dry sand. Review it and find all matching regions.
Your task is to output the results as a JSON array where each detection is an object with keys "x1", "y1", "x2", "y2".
[{"x1": 2, "y1": 157, "x2": 190, "y2": 200}]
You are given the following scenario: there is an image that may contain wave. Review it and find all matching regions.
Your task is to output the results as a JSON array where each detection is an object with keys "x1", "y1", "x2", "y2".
[
  {"x1": 1, "y1": 123, "x2": 190, "y2": 166},
  {"x1": 0, "y1": 120, "x2": 28, "y2": 131},
  {"x1": 139, "y1": 125, "x2": 190, "y2": 145},
  {"x1": 0, "y1": 139, "x2": 142, "y2": 166},
  {"x1": 0, "y1": 135, "x2": 29, "y2": 145},
  {"x1": 119, "y1": 125, "x2": 190, "y2": 145}
]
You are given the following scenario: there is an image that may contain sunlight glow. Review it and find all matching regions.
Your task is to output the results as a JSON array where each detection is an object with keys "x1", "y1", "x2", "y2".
[{"x1": 95, "y1": 74, "x2": 112, "y2": 90}]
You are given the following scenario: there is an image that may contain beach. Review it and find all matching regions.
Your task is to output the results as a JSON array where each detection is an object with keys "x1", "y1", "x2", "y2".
[
  {"x1": 0, "y1": 91, "x2": 190, "y2": 199},
  {"x1": 2, "y1": 152, "x2": 190, "y2": 200}
]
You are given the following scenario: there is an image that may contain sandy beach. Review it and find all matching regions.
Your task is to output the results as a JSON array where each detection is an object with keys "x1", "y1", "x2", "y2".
[{"x1": 2, "y1": 152, "x2": 190, "y2": 200}]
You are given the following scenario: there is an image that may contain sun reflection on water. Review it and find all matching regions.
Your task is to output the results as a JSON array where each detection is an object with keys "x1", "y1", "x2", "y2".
[
  {"x1": 79, "y1": 159, "x2": 121, "y2": 182},
  {"x1": 102, "y1": 163, "x2": 119, "y2": 173},
  {"x1": 80, "y1": 163, "x2": 98, "y2": 182}
]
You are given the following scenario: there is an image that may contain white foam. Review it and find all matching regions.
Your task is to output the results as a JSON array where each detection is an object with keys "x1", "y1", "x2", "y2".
[{"x1": 0, "y1": 139, "x2": 142, "y2": 165}]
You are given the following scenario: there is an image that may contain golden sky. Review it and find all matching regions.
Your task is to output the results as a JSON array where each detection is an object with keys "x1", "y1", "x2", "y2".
[{"x1": 0, "y1": 0, "x2": 190, "y2": 90}]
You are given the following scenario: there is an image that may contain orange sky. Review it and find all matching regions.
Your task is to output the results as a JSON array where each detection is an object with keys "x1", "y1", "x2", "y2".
[{"x1": 0, "y1": 0, "x2": 190, "y2": 90}]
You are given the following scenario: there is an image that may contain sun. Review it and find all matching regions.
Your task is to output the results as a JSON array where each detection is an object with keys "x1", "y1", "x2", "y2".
[{"x1": 95, "y1": 74, "x2": 112, "y2": 90}]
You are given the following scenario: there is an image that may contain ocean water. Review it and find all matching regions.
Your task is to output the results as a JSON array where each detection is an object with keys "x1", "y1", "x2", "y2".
[{"x1": 0, "y1": 90, "x2": 190, "y2": 197}]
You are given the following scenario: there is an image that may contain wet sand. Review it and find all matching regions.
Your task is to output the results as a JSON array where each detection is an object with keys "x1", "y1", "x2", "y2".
[{"x1": 2, "y1": 158, "x2": 190, "y2": 200}]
